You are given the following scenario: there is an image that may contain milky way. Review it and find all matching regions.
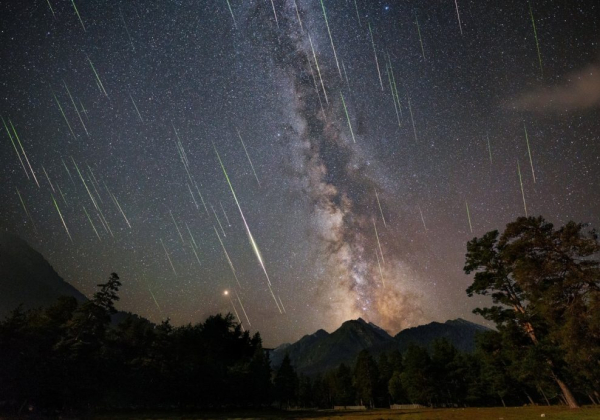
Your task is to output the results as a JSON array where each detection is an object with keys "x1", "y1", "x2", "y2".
[{"x1": 1, "y1": 0, "x2": 599, "y2": 346}]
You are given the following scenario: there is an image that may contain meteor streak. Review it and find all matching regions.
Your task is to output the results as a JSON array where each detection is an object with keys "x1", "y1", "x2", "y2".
[
  {"x1": 375, "y1": 189, "x2": 386, "y2": 227},
  {"x1": 62, "y1": 158, "x2": 76, "y2": 186},
  {"x1": 454, "y1": 0, "x2": 463, "y2": 35},
  {"x1": 170, "y1": 210, "x2": 185, "y2": 245},
  {"x1": 225, "y1": 0, "x2": 237, "y2": 29},
  {"x1": 42, "y1": 166, "x2": 55, "y2": 192},
  {"x1": 130, "y1": 93, "x2": 143, "y2": 122},
  {"x1": 63, "y1": 81, "x2": 89, "y2": 135},
  {"x1": 293, "y1": 0, "x2": 303, "y2": 31},
  {"x1": 185, "y1": 222, "x2": 199, "y2": 249},
  {"x1": 10, "y1": 121, "x2": 39, "y2": 187},
  {"x1": 213, "y1": 225, "x2": 241, "y2": 287},
  {"x1": 418, "y1": 205, "x2": 427, "y2": 232},
  {"x1": 57, "y1": 183, "x2": 68, "y2": 207},
  {"x1": 373, "y1": 218, "x2": 385, "y2": 265},
  {"x1": 213, "y1": 144, "x2": 282, "y2": 313},
  {"x1": 486, "y1": 134, "x2": 492, "y2": 165},
  {"x1": 211, "y1": 203, "x2": 227, "y2": 237},
  {"x1": 220, "y1": 201, "x2": 231, "y2": 226},
  {"x1": 16, "y1": 188, "x2": 36, "y2": 231},
  {"x1": 160, "y1": 239, "x2": 177, "y2": 276},
  {"x1": 406, "y1": 92, "x2": 418, "y2": 143},
  {"x1": 308, "y1": 34, "x2": 328, "y2": 105},
  {"x1": 52, "y1": 194, "x2": 72, "y2": 242},
  {"x1": 187, "y1": 183, "x2": 199, "y2": 209},
  {"x1": 70, "y1": 0, "x2": 86, "y2": 31},
  {"x1": 517, "y1": 160, "x2": 528, "y2": 217},
  {"x1": 148, "y1": 288, "x2": 161, "y2": 312},
  {"x1": 237, "y1": 129, "x2": 260, "y2": 187},
  {"x1": 71, "y1": 157, "x2": 98, "y2": 210},
  {"x1": 524, "y1": 124, "x2": 536, "y2": 183},
  {"x1": 46, "y1": 0, "x2": 55, "y2": 17},
  {"x1": 415, "y1": 11, "x2": 426, "y2": 60},
  {"x1": 465, "y1": 200, "x2": 473, "y2": 233},
  {"x1": 529, "y1": 2, "x2": 543, "y2": 78},
  {"x1": 86, "y1": 54, "x2": 108, "y2": 97},
  {"x1": 375, "y1": 249, "x2": 385, "y2": 288},
  {"x1": 2, "y1": 116, "x2": 29, "y2": 179},
  {"x1": 368, "y1": 22, "x2": 384, "y2": 91},
  {"x1": 269, "y1": 0, "x2": 279, "y2": 28},
  {"x1": 319, "y1": 0, "x2": 342, "y2": 79},
  {"x1": 353, "y1": 0, "x2": 362, "y2": 27},
  {"x1": 52, "y1": 91, "x2": 77, "y2": 139},
  {"x1": 194, "y1": 182, "x2": 210, "y2": 217},
  {"x1": 340, "y1": 93, "x2": 356, "y2": 143},
  {"x1": 235, "y1": 289, "x2": 251, "y2": 325},
  {"x1": 83, "y1": 205, "x2": 101, "y2": 240},
  {"x1": 120, "y1": 6, "x2": 135, "y2": 51}
]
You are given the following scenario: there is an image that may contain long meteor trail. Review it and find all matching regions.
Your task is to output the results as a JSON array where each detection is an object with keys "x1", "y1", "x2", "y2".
[
  {"x1": 340, "y1": 93, "x2": 356, "y2": 143},
  {"x1": 373, "y1": 218, "x2": 385, "y2": 265},
  {"x1": 2, "y1": 116, "x2": 29, "y2": 179},
  {"x1": 319, "y1": 0, "x2": 342, "y2": 79},
  {"x1": 213, "y1": 144, "x2": 282, "y2": 313},
  {"x1": 52, "y1": 194, "x2": 72, "y2": 242},
  {"x1": 213, "y1": 225, "x2": 241, "y2": 288},
  {"x1": 517, "y1": 160, "x2": 528, "y2": 217},
  {"x1": 160, "y1": 239, "x2": 177, "y2": 276},
  {"x1": 524, "y1": 124, "x2": 536, "y2": 183},
  {"x1": 10, "y1": 120, "x2": 39, "y2": 187},
  {"x1": 237, "y1": 129, "x2": 261, "y2": 187},
  {"x1": 368, "y1": 22, "x2": 384, "y2": 91}
]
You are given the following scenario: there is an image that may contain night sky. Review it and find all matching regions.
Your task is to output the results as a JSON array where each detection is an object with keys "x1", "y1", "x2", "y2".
[{"x1": 1, "y1": 0, "x2": 599, "y2": 346}]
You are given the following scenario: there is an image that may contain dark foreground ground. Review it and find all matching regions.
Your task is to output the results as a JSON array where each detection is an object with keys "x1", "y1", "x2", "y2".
[{"x1": 91, "y1": 406, "x2": 600, "y2": 420}]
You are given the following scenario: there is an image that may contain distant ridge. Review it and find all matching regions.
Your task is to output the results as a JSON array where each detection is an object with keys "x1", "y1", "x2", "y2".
[
  {"x1": 0, "y1": 231, "x2": 87, "y2": 320},
  {"x1": 271, "y1": 317, "x2": 490, "y2": 375}
]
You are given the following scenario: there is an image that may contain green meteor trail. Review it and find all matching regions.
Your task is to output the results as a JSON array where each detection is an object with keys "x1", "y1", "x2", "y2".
[
  {"x1": 524, "y1": 124, "x2": 536, "y2": 183},
  {"x1": 529, "y1": 1, "x2": 543, "y2": 78},
  {"x1": 225, "y1": 0, "x2": 237, "y2": 29},
  {"x1": 372, "y1": 218, "x2": 385, "y2": 266},
  {"x1": 319, "y1": 0, "x2": 342, "y2": 79},
  {"x1": 235, "y1": 289, "x2": 251, "y2": 326},
  {"x1": 293, "y1": 0, "x2": 303, "y2": 31},
  {"x1": 213, "y1": 225, "x2": 241, "y2": 288},
  {"x1": 170, "y1": 210, "x2": 185, "y2": 245},
  {"x1": 211, "y1": 203, "x2": 227, "y2": 237},
  {"x1": 46, "y1": 0, "x2": 55, "y2": 18},
  {"x1": 86, "y1": 54, "x2": 108, "y2": 97},
  {"x1": 353, "y1": 0, "x2": 362, "y2": 27},
  {"x1": 368, "y1": 22, "x2": 384, "y2": 91},
  {"x1": 16, "y1": 188, "x2": 37, "y2": 231},
  {"x1": 10, "y1": 120, "x2": 39, "y2": 187},
  {"x1": 308, "y1": 34, "x2": 328, "y2": 105},
  {"x1": 237, "y1": 129, "x2": 261, "y2": 187},
  {"x1": 375, "y1": 189, "x2": 386, "y2": 227},
  {"x1": 2, "y1": 116, "x2": 29, "y2": 179},
  {"x1": 340, "y1": 92, "x2": 356, "y2": 143},
  {"x1": 385, "y1": 60, "x2": 402, "y2": 129},
  {"x1": 120, "y1": 6, "x2": 135, "y2": 51},
  {"x1": 62, "y1": 158, "x2": 76, "y2": 186},
  {"x1": 415, "y1": 11, "x2": 426, "y2": 60},
  {"x1": 83, "y1": 205, "x2": 101, "y2": 240},
  {"x1": 517, "y1": 160, "x2": 528, "y2": 217},
  {"x1": 52, "y1": 91, "x2": 76, "y2": 139},
  {"x1": 52, "y1": 194, "x2": 72, "y2": 242},
  {"x1": 465, "y1": 200, "x2": 473, "y2": 233},
  {"x1": 375, "y1": 249, "x2": 385, "y2": 288},
  {"x1": 406, "y1": 92, "x2": 418, "y2": 143},
  {"x1": 213, "y1": 144, "x2": 282, "y2": 313},
  {"x1": 42, "y1": 166, "x2": 55, "y2": 192},
  {"x1": 63, "y1": 81, "x2": 88, "y2": 135},
  {"x1": 160, "y1": 239, "x2": 177, "y2": 276},
  {"x1": 71, "y1": 0, "x2": 86, "y2": 31}
]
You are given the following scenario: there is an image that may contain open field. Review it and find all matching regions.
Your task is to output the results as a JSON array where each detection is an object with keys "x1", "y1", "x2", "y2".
[{"x1": 93, "y1": 406, "x2": 600, "y2": 420}]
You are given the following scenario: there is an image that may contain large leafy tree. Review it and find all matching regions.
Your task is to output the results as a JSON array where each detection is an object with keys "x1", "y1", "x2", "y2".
[{"x1": 464, "y1": 216, "x2": 600, "y2": 408}]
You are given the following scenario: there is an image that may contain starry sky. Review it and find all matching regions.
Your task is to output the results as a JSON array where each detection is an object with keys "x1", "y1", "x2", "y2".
[{"x1": 1, "y1": 0, "x2": 599, "y2": 347}]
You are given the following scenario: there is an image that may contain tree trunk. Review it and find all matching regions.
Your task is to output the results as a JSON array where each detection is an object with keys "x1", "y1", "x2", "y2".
[
  {"x1": 499, "y1": 394, "x2": 506, "y2": 408},
  {"x1": 588, "y1": 394, "x2": 597, "y2": 405},
  {"x1": 538, "y1": 384, "x2": 551, "y2": 406},
  {"x1": 525, "y1": 391, "x2": 536, "y2": 406},
  {"x1": 551, "y1": 372, "x2": 579, "y2": 408}
]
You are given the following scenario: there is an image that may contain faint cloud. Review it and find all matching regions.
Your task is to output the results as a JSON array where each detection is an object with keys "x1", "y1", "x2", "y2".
[{"x1": 509, "y1": 61, "x2": 600, "y2": 113}]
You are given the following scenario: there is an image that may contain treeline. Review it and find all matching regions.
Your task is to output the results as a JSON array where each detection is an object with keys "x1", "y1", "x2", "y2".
[{"x1": 0, "y1": 274, "x2": 273, "y2": 415}]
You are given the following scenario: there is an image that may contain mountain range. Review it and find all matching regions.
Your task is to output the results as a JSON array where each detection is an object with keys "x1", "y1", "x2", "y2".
[
  {"x1": 270, "y1": 317, "x2": 490, "y2": 375},
  {"x1": 0, "y1": 232, "x2": 490, "y2": 376}
]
